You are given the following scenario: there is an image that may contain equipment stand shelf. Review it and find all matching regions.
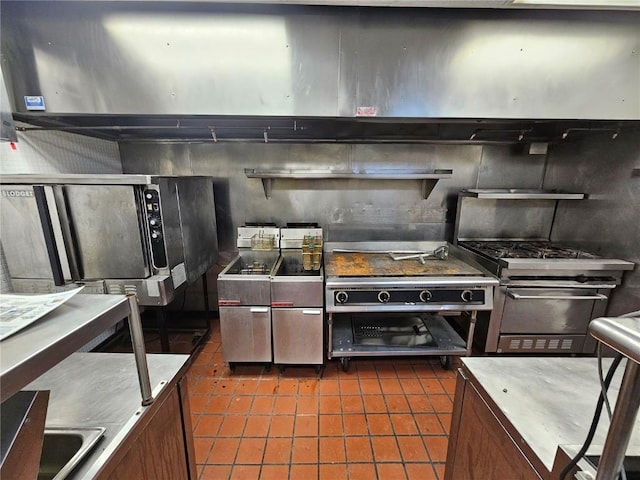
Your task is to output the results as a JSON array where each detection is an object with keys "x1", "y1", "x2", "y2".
[{"x1": 328, "y1": 311, "x2": 477, "y2": 372}]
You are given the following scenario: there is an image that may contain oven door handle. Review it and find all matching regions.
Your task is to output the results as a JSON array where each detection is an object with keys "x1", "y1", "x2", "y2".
[{"x1": 507, "y1": 292, "x2": 609, "y2": 301}]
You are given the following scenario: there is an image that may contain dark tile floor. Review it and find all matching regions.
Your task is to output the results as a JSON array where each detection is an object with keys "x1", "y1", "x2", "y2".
[{"x1": 177, "y1": 318, "x2": 457, "y2": 480}]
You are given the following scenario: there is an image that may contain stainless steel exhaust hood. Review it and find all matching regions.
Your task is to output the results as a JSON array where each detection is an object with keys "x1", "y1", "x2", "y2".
[{"x1": 1, "y1": 2, "x2": 639, "y2": 142}]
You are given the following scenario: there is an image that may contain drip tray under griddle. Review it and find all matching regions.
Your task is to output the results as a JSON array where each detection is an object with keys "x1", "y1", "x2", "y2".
[{"x1": 352, "y1": 316, "x2": 437, "y2": 348}]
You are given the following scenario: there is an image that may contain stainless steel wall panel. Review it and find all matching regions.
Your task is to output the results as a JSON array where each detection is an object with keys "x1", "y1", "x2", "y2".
[
  {"x1": 122, "y1": 140, "x2": 640, "y2": 314},
  {"x1": 476, "y1": 145, "x2": 546, "y2": 189},
  {"x1": 2, "y1": 3, "x2": 638, "y2": 120},
  {"x1": 285, "y1": 12, "x2": 345, "y2": 116},
  {"x1": 120, "y1": 142, "x2": 498, "y2": 253},
  {"x1": 1, "y1": 3, "x2": 342, "y2": 117},
  {"x1": 336, "y1": 14, "x2": 360, "y2": 118},
  {"x1": 0, "y1": 130, "x2": 122, "y2": 175},
  {"x1": 455, "y1": 199, "x2": 557, "y2": 240},
  {"x1": 544, "y1": 128, "x2": 640, "y2": 316},
  {"x1": 352, "y1": 9, "x2": 640, "y2": 119}
]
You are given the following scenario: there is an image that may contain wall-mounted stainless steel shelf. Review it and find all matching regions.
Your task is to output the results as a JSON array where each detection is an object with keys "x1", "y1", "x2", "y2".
[
  {"x1": 0, "y1": 294, "x2": 149, "y2": 404},
  {"x1": 460, "y1": 189, "x2": 586, "y2": 200},
  {"x1": 245, "y1": 168, "x2": 453, "y2": 199}
]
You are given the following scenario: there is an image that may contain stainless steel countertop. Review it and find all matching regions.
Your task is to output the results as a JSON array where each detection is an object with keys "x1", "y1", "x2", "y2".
[
  {"x1": 0, "y1": 294, "x2": 131, "y2": 403},
  {"x1": 27, "y1": 352, "x2": 190, "y2": 480},
  {"x1": 461, "y1": 357, "x2": 640, "y2": 475}
]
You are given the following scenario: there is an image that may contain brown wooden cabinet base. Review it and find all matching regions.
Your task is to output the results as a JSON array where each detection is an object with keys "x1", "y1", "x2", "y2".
[
  {"x1": 97, "y1": 377, "x2": 196, "y2": 480},
  {"x1": 445, "y1": 370, "x2": 542, "y2": 480}
]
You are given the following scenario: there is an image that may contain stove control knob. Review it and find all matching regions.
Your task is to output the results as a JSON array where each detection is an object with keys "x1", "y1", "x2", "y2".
[
  {"x1": 378, "y1": 290, "x2": 390, "y2": 303},
  {"x1": 461, "y1": 290, "x2": 473, "y2": 302},
  {"x1": 336, "y1": 291, "x2": 349, "y2": 304},
  {"x1": 419, "y1": 290, "x2": 432, "y2": 302}
]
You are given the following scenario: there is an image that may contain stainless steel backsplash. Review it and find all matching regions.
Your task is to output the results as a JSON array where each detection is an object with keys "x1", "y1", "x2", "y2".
[
  {"x1": 546, "y1": 128, "x2": 640, "y2": 316},
  {"x1": 119, "y1": 142, "x2": 545, "y2": 250}
]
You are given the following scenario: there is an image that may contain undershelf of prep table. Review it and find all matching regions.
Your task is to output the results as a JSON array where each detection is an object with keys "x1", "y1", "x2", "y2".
[{"x1": 329, "y1": 313, "x2": 468, "y2": 358}]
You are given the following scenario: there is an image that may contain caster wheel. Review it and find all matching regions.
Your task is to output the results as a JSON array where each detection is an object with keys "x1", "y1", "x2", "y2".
[
  {"x1": 439, "y1": 355, "x2": 453, "y2": 370},
  {"x1": 315, "y1": 365, "x2": 324, "y2": 379},
  {"x1": 279, "y1": 365, "x2": 285, "y2": 374},
  {"x1": 229, "y1": 363, "x2": 236, "y2": 374},
  {"x1": 265, "y1": 363, "x2": 272, "y2": 373},
  {"x1": 340, "y1": 357, "x2": 350, "y2": 372}
]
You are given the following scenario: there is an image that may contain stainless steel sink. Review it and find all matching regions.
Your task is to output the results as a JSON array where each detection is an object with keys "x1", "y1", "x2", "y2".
[{"x1": 38, "y1": 427, "x2": 105, "y2": 480}]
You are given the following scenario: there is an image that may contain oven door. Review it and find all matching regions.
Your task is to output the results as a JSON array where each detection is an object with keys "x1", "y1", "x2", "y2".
[
  {"x1": 0, "y1": 185, "x2": 66, "y2": 282},
  {"x1": 499, "y1": 287, "x2": 609, "y2": 335},
  {"x1": 63, "y1": 185, "x2": 150, "y2": 279}
]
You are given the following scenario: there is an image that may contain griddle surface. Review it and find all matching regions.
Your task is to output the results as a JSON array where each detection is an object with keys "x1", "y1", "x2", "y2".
[{"x1": 324, "y1": 252, "x2": 483, "y2": 277}]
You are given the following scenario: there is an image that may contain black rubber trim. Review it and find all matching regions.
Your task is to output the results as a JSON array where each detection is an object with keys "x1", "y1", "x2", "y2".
[{"x1": 33, "y1": 185, "x2": 64, "y2": 286}]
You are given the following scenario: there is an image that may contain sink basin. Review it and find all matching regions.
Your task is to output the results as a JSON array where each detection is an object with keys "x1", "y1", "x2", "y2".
[{"x1": 38, "y1": 427, "x2": 105, "y2": 480}]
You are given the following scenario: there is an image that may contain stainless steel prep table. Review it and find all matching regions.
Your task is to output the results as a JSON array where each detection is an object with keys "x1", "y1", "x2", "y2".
[
  {"x1": 445, "y1": 357, "x2": 640, "y2": 479},
  {"x1": 0, "y1": 294, "x2": 150, "y2": 403},
  {"x1": 27, "y1": 352, "x2": 190, "y2": 480}
]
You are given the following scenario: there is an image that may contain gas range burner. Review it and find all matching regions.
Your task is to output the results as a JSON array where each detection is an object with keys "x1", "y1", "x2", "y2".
[{"x1": 460, "y1": 241, "x2": 601, "y2": 260}]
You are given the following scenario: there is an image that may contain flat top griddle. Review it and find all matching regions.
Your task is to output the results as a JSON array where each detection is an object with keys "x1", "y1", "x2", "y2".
[{"x1": 324, "y1": 251, "x2": 483, "y2": 277}]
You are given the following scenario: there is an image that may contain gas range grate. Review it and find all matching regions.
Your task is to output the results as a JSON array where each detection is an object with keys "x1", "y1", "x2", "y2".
[{"x1": 460, "y1": 241, "x2": 601, "y2": 260}]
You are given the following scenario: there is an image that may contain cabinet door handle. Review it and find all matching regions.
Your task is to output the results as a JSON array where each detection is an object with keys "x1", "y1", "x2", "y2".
[
  {"x1": 302, "y1": 309, "x2": 322, "y2": 315},
  {"x1": 250, "y1": 307, "x2": 269, "y2": 313},
  {"x1": 507, "y1": 292, "x2": 608, "y2": 301}
]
